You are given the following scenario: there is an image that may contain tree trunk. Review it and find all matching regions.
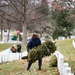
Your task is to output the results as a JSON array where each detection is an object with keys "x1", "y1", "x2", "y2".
[
  {"x1": 7, "y1": 21, "x2": 10, "y2": 42},
  {"x1": 22, "y1": 22, "x2": 27, "y2": 44},
  {"x1": 1, "y1": 18, "x2": 3, "y2": 41},
  {"x1": 1, "y1": 26, "x2": 3, "y2": 41}
]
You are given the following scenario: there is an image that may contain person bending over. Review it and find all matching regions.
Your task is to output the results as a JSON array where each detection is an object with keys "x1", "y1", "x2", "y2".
[{"x1": 26, "y1": 33, "x2": 42, "y2": 70}]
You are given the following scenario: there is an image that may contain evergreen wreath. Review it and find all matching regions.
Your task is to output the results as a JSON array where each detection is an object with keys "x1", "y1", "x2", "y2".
[{"x1": 27, "y1": 40, "x2": 57, "y2": 63}]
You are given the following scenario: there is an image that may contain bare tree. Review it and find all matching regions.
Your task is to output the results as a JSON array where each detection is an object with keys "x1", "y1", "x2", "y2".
[
  {"x1": 0, "y1": 0, "x2": 30, "y2": 44},
  {"x1": 0, "y1": 0, "x2": 51, "y2": 44}
]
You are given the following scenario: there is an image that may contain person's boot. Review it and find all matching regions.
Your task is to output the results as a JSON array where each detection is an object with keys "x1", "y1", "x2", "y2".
[{"x1": 26, "y1": 62, "x2": 32, "y2": 70}]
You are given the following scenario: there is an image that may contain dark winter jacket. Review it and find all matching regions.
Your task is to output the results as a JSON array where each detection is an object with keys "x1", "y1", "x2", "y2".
[{"x1": 27, "y1": 36, "x2": 41, "y2": 52}]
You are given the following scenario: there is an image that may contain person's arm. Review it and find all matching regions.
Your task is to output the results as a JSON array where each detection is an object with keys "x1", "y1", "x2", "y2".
[
  {"x1": 39, "y1": 38, "x2": 41, "y2": 45},
  {"x1": 27, "y1": 40, "x2": 32, "y2": 52}
]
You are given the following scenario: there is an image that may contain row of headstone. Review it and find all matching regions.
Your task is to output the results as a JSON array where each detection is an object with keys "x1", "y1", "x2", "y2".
[
  {"x1": 0, "y1": 51, "x2": 28, "y2": 64},
  {"x1": 0, "y1": 30, "x2": 18, "y2": 43},
  {"x1": 54, "y1": 51, "x2": 74, "y2": 75},
  {"x1": 58, "y1": 35, "x2": 75, "y2": 40},
  {"x1": 1, "y1": 30, "x2": 13, "y2": 43}
]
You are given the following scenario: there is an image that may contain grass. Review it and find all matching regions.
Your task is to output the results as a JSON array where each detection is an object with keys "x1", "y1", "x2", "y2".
[
  {"x1": 56, "y1": 39, "x2": 75, "y2": 59},
  {"x1": 0, "y1": 43, "x2": 26, "y2": 52},
  {"x1": 0, "y1": 57, "x2": 59, "y2": 75},
  {"x1": 0, "y1": 43, "x2": 59, "y2": 75},
  {"x1": 21, "y1": 45, "x2": 26, "y2": 52},
  {"x1": 65, "y1": 60, "x2": 75, "y2": 73},
  {"x1": 0, "y1": 43, "x2": 14, "y2": 52},
  {"x1": 0, "y1": 38, "x2": 75, "y2": 74},
  {"x1": 56, "y1": 38, "x2": 75, "y2": 73}
]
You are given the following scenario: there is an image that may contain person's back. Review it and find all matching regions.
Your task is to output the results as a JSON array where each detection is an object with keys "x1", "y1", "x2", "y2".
[{"x1": 27, "y1": 33, "x2": 41, "y2": 52}]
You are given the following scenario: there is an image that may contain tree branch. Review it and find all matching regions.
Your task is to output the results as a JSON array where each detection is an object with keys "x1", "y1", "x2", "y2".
[
  {"x1": 26, "y1": 15, "x2": 44, "y2": 23},
  {"x1": 0, "y1": 14, "x2": 23, "y2": 24},
  {"x1": 9, "y1": 0, "x2": 24, "y2": 17},
  {"x1": 0, "y1": 9, "x2": 23, "y2": 23},
  {"x1": 26, "y1": 1, "x2": 51, "y2": 18}
]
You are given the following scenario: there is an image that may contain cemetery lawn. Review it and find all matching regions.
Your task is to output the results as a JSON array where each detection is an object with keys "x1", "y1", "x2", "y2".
[
  {"x1": 0, "y1": 43, "x2": 14, "y2": 52},
  {"x1": 0, "y1": 39, "x2": 75, "y2": 74},
  {"x1": 0, "y1": 43, "x2": 26, "y2": 52},
  {"x1": 0, "y1": 57, "x2": 59, "y2": 75},
  {"x1": 56, "y1": 38, "x2": 75, "y2": 73}
]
